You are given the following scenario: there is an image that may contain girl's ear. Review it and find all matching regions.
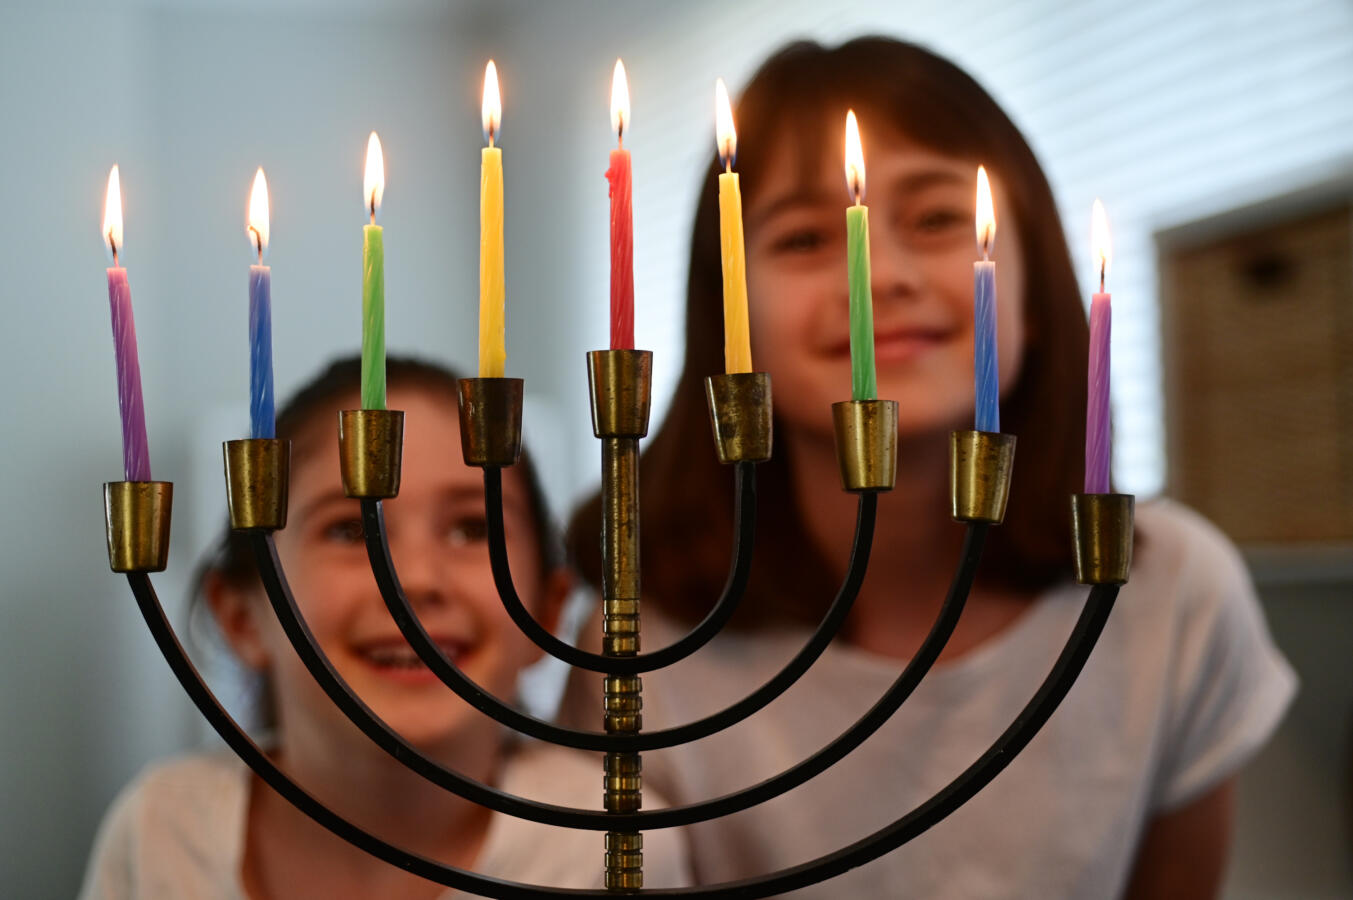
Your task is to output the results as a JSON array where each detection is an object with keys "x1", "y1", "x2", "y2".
[
  {"x1": 539, "y1": 567, "x2": 574, "y2": 636},
  {"x1": 524, "y1": 567, "x2": 575, "y2": 664},
  {"x1": 204, "y1": 569, "x2": 271, "y2": 671}
]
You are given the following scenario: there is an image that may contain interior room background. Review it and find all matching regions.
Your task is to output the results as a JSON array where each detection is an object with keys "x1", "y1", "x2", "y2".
[{"x1": 1, "y1": 1, "x2": 1348, "y2": 896}]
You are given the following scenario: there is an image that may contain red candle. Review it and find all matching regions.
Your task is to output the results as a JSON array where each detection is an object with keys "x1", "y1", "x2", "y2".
[{"x1": 606, "y1": 59, "x2": 634, "y2": 349}]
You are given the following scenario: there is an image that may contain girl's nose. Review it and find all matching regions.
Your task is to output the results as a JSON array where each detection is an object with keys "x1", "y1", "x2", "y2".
[
  {"x1": 869, "y1": 223, "x2": 923, "y2": 303},
  {"x1": 389, "y1": 534, "x2": 451, "y2": 611}
]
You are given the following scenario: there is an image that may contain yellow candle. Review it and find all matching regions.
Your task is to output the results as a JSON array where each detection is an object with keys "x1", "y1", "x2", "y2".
[
  {"x1": 478, "y1": 60, "x2": 506, "y2": 378},
  {"x1": 715, "y1": 78, "x2": 752, "y2": 374}
]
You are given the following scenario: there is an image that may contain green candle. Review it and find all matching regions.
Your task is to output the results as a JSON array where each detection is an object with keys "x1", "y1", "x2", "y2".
[
  {"x1": 362, "y1": 224, "x2": 385, "y2": 409},
  {"x1": 361, "y1": 132, "x2": 386, "y2": 410},
  {"x1": 844, "y1": 111, "x2": 877, "y2": 401}
]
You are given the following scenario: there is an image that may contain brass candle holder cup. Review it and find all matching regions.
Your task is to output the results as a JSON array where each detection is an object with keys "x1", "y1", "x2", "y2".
[
  {"x1": 224, "y1": 439, "x2": 290, "y2": 531},
  {"x1": 705, "y1": 372, "x2": 773, "y2": 464},
  {"x1": 458, "y1": 377, "x2": 524, "y2": 468},
  {"x1": 832, "y1": 399, "x2": 899, "y2": 492},
  {"x1": 950, "y1": 431, "x2": 1017, "y2": 524},
  {"x1": 104, "y1": 481, "x2": 173, "y2": 573},
  {"x1": 588, "y1": 349, "x2": 653, "y2": 438},
  {"x1": 338, "y1": 409, "x2": 404, "y2": 499},
  {"x1": 1071, "y1": 493, "x2": 1135, "y2": 585}
]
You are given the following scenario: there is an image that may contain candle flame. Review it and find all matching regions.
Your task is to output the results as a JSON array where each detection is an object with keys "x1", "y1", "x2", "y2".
[
  {"x1": 364, "y1": 131, "x2": 385, "y2": 222},
  {"x1": 103, "y1": 164, "x2": 123, "y2": 263},
  {"x1": 975, "y1": 166, "x2": 996, "y2": 257},
  {"x1": 715, "y1": 77, "x2": 737, "y2": 169},
  {"x1": 247, "y1": 167, "x2": 270, "y2": 260},
  {"x1": 611, "y1": 59, "x2": 630, "y2": 140},
  {"x1": 482, "y1": 60, "x2": 502, "y2": 145},
  {"x1": 1091, "y1": 198, "x2": 1112, "y2": 289},
  {"x1": 844, "y1": 110, "x2": 865, "y2": 204}
]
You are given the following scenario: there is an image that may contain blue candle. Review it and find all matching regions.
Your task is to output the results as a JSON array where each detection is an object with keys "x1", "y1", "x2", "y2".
[
  {"x1": 973, "y1": 166, "x2": 999, "y2": 433},
  {"x1": 247, "y1": 168, "x2": 275, "y2": 439},
  {"x1": 249, "y1": 265, "x2": 275, "y2": 439}
]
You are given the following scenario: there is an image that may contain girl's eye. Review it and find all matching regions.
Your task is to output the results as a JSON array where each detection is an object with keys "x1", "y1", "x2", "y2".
[
  {"x1": 322, "y1": 518, "x2": 365, "y2": 544},
  {"x1": 446, "y1": 517, "x2": 489, "y2": 547},
  {"x1": 914, "y1": 207, "x2": 966, "y2": 234},
  {"x1": 770, "y1": 228, "x2": 827, "y2": 254}
]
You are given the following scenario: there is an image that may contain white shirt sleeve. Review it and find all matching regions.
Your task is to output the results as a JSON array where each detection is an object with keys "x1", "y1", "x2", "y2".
[
  {"x1": 77, "y1": 779, "x2": 142, "y2": 900},
  {"x1": 1152, "y1": 506, "x2": 1298, "y2": 811}
]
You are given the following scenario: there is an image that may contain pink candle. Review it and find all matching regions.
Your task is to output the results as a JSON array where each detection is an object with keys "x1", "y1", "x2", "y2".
[
  {"x1": 1085, "y1": 200, "x2": 1112, "y2": 494},
  {"x1": 607, "y1": 59, "x2": 634, "y2": 350},
  {"x1": 103, "y1": 166, "x2": 152, "y2": 482}
]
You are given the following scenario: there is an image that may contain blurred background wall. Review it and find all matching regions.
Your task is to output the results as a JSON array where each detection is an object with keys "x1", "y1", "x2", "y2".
[{"x1": 1, "y1": 1, "x2": 1349, "y2": 896}]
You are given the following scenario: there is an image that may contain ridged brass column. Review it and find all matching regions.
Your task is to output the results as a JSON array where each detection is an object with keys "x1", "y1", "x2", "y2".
[{"x1": 588, "y1": 349, "x2": 651, "y2": 893}]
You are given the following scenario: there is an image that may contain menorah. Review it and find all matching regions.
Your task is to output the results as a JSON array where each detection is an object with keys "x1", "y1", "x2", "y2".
[{"x1": 102, "y1": 349, "x2": 1133, "y2": 897}]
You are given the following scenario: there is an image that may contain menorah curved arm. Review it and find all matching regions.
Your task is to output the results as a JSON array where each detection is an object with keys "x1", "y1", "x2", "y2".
[
  {"x1": 360, "y1": 493, "x2": 876, "y2": 753},
  {"x1": 481, "y1": 463, "x2": 757, "y2": 674},
  {"x1": 127, "y1": 568, "x2": 1116, "y2": 898},
  {"x1": 126, "y1": 571, "x2": 601, "y2": 899},
  {"x1": 255, "y1": 508, "x2": 1008, "y2": 835}
]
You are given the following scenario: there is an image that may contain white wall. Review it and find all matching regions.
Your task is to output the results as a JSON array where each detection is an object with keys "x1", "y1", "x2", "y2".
[
  {"x1": 1, "y1": 1, "x2": 1350, "y2": 897},
  {"x1": 0, "y1": 4, "x2": 488, "y2": 895}
]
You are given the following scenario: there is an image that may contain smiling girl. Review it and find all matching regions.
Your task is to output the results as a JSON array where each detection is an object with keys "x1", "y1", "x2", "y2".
[
  {"x1": 565, "y1": 38, "x2": 1294, "y2": 899},
  {"x1": 82, "y1": 356, "x2": 689, "y2": 899}
]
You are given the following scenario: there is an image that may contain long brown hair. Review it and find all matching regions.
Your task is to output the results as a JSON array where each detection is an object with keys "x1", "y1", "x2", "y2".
[{"x1": 569, "y1": 37, "x2": 1089, "y2": 627}]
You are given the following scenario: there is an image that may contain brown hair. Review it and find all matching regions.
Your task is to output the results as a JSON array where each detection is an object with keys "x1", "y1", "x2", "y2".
[{"x1": 568, "y1": 37, "x2": 1090, "y2": 627}]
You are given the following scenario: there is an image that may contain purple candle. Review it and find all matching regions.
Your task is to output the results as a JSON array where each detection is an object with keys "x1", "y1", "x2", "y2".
[
  {"x1": 103, "y1": 166, "x2": 152, "y2": 482},
  {"x1": 1085, "y1": 199, "x2": 1112, "y2": 494},
  {"x1": 247, "y1": 168, "x2": 275, "y2": 440}
]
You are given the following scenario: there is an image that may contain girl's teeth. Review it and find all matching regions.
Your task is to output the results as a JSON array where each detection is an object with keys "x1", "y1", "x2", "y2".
[{"x1": 362, "y1": 645, "x2": 460, "y2": 668}]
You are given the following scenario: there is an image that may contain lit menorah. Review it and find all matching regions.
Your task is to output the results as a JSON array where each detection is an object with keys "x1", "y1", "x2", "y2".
[{"x1": 102, "y1": 352, "x2": 1133, "y2": 897}]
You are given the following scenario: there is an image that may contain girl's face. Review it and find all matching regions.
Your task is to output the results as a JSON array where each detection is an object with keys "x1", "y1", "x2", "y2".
[
  {"x1": 743, "y1": 131, "x2": 1027, "y2": 438},
  {"x1": 218, "y1": 385, "x2": 563, "y2": 753}
]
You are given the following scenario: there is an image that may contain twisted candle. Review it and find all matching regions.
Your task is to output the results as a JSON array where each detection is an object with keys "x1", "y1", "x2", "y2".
[
  {"x1": 107, "y1": 265, "x2": 151, "y2": 481},
  {"x1": 1085, "y1": 199, "x2": 1113, "y2": 493},
  {"x1": 248, "y1": 265, "x2": 275, "y2": 439}
]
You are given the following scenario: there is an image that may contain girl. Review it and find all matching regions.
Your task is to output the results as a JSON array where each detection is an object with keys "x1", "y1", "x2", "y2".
[
  {"x1": 82, "y1": 356, "x2": 690, "y2": 898},
  {"x1": 565, "y1": 38, "x2": 1295, "y2": 898}
]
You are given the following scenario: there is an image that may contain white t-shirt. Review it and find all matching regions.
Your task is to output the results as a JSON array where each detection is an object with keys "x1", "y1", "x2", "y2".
[
  {"x1": 79, "y1": 741, "x2": 691, "y2": 898},
  {"x1": 608, "y1": 499, "x2": 1296, "y2": 898}
]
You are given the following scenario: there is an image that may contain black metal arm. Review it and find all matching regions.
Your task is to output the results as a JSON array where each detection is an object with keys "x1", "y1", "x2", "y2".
[
  {"x1": 251, "y1": 509, "x2": 1016, "y2": 835},
  {"x1": 129, "y1": 568, "x2": 1116, "y2": 897},
  {"x1": 363, "y1": 492, "x2": 875, "y2": 753},
  {"x1": 482, "y1": 462, "x2": 756, "y2": 674}
]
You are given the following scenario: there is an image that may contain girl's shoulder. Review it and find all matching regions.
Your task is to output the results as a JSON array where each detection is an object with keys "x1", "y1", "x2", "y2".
[
  {"x1": 79, "y1": 750, "x2": 249, "y2": 900},
  {"x1": 1132, "y1": 497, "x2": 1253, "y2": 596},
  {"x1": 1121, "y1": 498, "x2": 1298, "y2": 809}
]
